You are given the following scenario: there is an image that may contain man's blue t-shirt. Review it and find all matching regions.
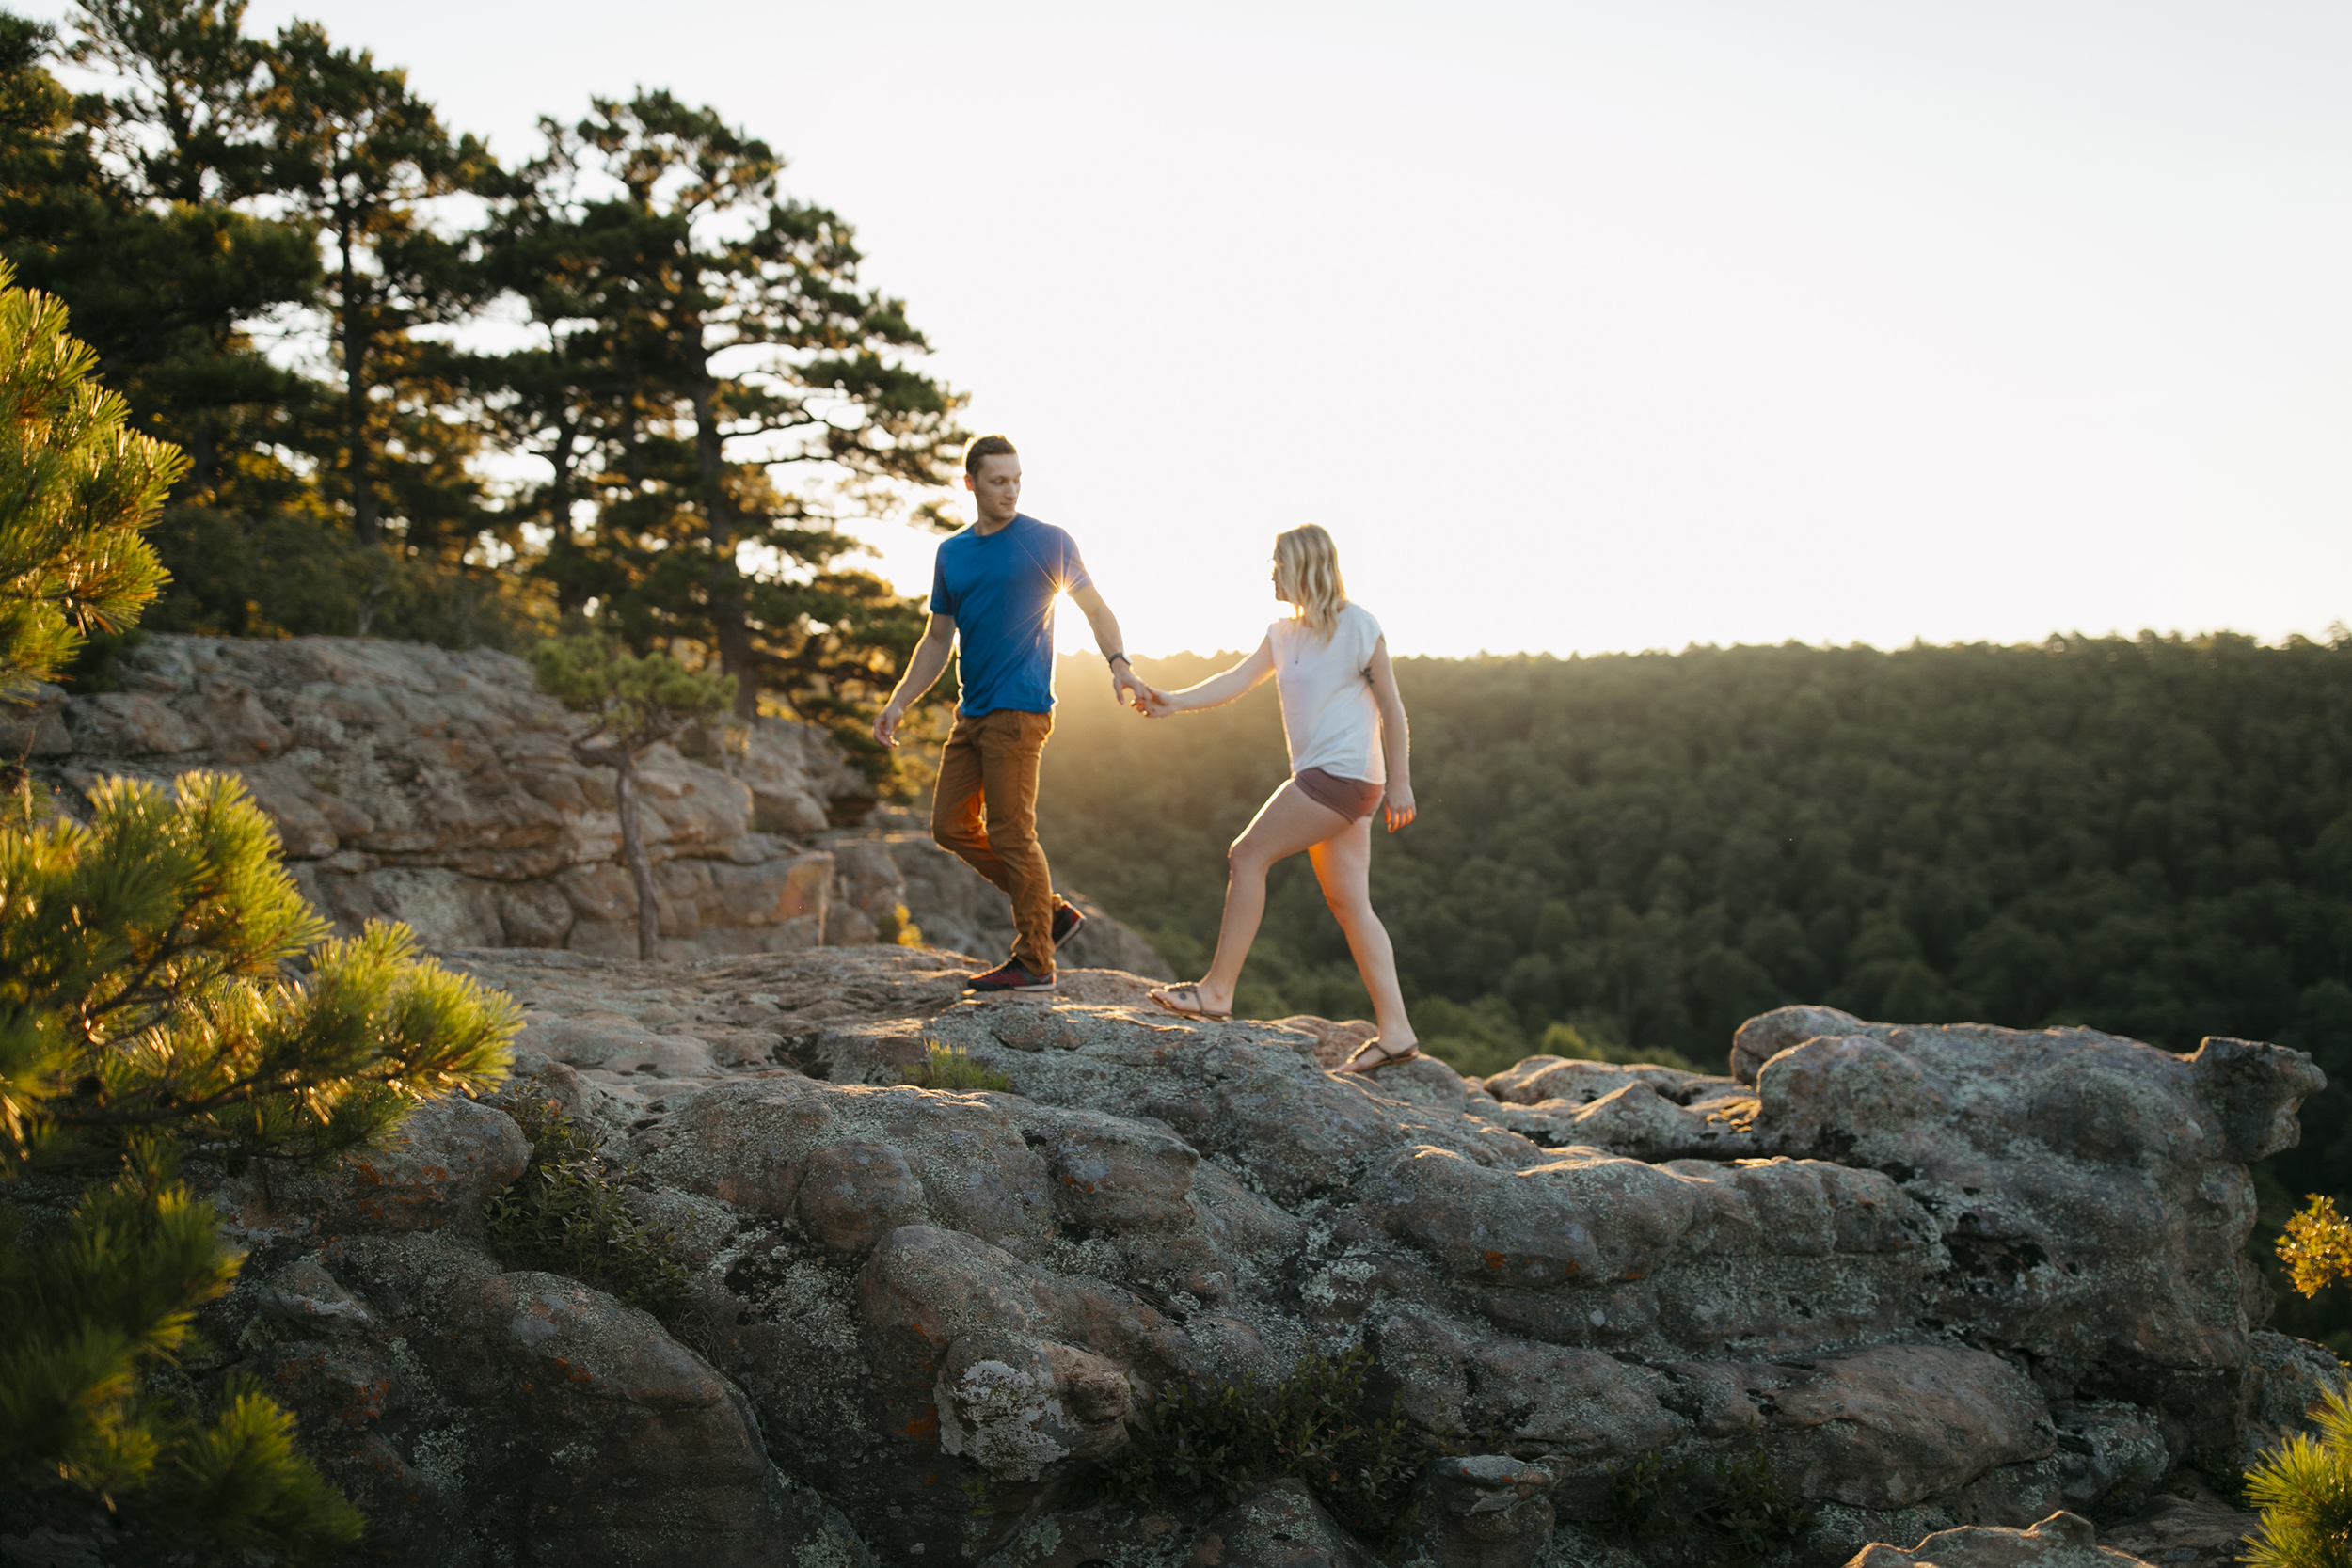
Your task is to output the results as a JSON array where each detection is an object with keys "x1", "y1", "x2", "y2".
[{"x1": 929, "y1": 514, "x2": 1092, "y2": 717}]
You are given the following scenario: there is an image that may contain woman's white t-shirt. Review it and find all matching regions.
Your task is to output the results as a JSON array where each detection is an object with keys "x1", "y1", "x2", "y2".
[{"x1": 1269, "y1": 602, "x2": 1386, "y2": 785}]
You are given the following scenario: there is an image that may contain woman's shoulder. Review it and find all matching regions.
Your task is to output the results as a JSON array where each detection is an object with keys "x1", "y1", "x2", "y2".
[{"x1": 1338, "y1": 600, "x2": 1383, "y2": 638}]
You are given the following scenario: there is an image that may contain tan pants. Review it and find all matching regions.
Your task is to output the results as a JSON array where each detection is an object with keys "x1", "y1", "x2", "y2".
[{"x1": 930, "y1": 707, "x2": 1057, "y2": 974}]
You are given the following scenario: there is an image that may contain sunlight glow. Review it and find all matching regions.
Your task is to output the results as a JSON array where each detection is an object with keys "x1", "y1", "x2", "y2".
[{"x1": 31, "y1": 0, "x2": 2342, "y2": 657}]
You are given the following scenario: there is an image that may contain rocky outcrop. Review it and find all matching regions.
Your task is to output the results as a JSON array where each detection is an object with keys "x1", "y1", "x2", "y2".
[
  {"x1": 10, "y1": 634, "x2": 1168, "y2": 976},
  {"x1": 1842, "y1": 1512, "x2": 2143, "y2": 1568},
  {"x1": 81, "y1": 948, "x2": 2321, "y2": 1568}
]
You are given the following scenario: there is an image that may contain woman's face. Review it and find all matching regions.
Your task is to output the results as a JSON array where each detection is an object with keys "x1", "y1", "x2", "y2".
[{"x1": 1270, "y1": 554, "x2": 1291, "y2": 603}]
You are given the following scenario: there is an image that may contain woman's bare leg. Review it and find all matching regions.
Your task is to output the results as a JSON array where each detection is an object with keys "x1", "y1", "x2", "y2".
[
  {"x1": 1158, "y1": 783, "x2": 1347, "y2": 1016},
  {"x1": 1308, "y1": 816, "x2": 1416, "y2": 1049}
]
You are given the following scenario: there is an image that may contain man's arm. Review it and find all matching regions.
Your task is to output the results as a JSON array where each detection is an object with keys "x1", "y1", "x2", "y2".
[
  {"x1": 1068, "y1": 584, "x2": 1152, "y2": 708},
  {"x1": 872, "y1": 612, "x2": 957, "y2": 747}
]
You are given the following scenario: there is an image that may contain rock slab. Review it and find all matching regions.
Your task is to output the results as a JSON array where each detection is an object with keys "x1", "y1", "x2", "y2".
[{"x1": 4, "y1": 945, "x2": 2322, "y2": 1566}]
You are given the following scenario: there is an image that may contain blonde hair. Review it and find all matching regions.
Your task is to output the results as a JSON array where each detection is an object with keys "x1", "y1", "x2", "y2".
[{"x1": 1274, "y1": 524, "x2": 1347, "y2": 641}]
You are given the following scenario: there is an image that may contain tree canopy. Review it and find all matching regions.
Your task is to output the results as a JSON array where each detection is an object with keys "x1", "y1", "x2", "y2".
[{"x1": 0, "y1": 2, "x2": 964, "y2": 753}]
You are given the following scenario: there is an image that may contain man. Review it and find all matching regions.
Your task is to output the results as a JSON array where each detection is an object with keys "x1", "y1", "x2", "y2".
[{"x1": 872, "y1": 435, "x2": 1152, "y2": 991}]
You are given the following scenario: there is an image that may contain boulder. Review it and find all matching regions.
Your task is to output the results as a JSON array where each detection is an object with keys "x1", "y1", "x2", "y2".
[
  {"x1": 231, "y1": 1225, "x2": 845, "y2": 1568},
  {"x1": 261, "y1": 1093, "x2": 528, "y2": 1237},
  {"x1": 1190, "y1": 1479, "x2": 1375, "y2": 1567}
]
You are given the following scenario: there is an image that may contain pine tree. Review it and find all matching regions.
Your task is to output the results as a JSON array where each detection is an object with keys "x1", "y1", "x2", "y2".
[
  {"x1": 2245, "y1": 1384, "x2": 2352, "y2": 1568},
  {"x1": 530, "y1": 633, "x2": 732, "y2": 959},
  {"x1": 4, "y1": 5, "x2": 317, "y2": 502},
  {"x1": 495, "y1": 92, "x2": 967, "y2": 721},
  {"x1": 262, "y1": 19, "x2": 491, "y2": 546},
  {"x1": 0, "y1": 263, "x2": 519, "y2": 1559},
  {"x1": 0, "y1": 261, "x2": 173, "y2": 697}
]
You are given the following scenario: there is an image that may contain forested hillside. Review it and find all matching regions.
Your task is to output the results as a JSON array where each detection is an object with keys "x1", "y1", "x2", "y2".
[{"x1": 1029, "y1": 633, "x2": 2352, "y2": 1338}]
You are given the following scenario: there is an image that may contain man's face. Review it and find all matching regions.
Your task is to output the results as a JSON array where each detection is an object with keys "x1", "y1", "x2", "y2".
[{"x1": 964, "y1": 454, "x2": 1022, "y2": 524}]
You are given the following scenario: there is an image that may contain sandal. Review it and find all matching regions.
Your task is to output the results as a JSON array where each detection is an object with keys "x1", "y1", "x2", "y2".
[
  {"x1": 1342, "y1": 1037, "x2": 1421, "y2": 1074},
  {"x1": 1148, "y1": 983, "x2": 1232, "y2": 1022}
]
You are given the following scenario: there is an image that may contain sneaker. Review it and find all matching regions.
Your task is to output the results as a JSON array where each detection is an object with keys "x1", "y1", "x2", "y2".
[
  {"x1": 966, "y1": 960, "x2": 1056, "y2": 993},
  {"x1": 1051, "y1": 899, "x2": 1086, "y2": 948}
]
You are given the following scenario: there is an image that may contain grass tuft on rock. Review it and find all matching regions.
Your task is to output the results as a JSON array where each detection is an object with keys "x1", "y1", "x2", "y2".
[
  {"x1": 1602, "y1": 1446, "x2": 1813, "y2": 1566},
  {"x1": 903, "y1": 1042, "x2": 1011, "y2": 1093},
  {"x1": 484, "y1": 1098, "x2": 690, "y2": 1314},
  {"x1": 1078, "y1": 1346, "x2": 1423, "y2": 1544}
]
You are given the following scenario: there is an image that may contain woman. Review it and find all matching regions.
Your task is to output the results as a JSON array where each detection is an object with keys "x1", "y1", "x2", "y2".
[{"x1": 1139, "y1": 524, "x2": 1420, "y2": 1072}]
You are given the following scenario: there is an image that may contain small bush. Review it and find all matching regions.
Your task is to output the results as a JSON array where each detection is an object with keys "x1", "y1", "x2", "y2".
[
  {"x1": 484, "y1": 1098, "x2": 689, "y2": 1314},
  {"x1": 2283, "y1": 1196, "x2": 2352, "y2": 1300},
  {"x1": 1603, "y1": 1447, "x2": 1813, "y2": 1566},
  {"x1": 1413, "y1": 1002, "x2": 1707, "y2": 1081},
  {"x1": 902, "y1": 1043, "x2": 1011, "y2": 1093},
  {"x1": 2244, "y1": 1384, "x2": 2352, "y2": 1568},
  {"x1": 1541, "y1": 1021, "x2": 1706, "y2": 1076},
  {"x1": 1080, "y1": 1346, "x2": 1423, "y2": 1544}
]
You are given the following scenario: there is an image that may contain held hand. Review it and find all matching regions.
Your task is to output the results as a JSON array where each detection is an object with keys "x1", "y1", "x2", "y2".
[
  {"x1": 872, "y1": 703, "x2": 904, "y2": 748},
  {"x1": 1136, "y1": 684, "x2": 1177, "y2": 719},
  {"x1": 1383, "y1": 784, "x2": 1417, "y2": 833},
  {"x1": 1111, "y1": 661, "x2": 1154, "y2": 711}
]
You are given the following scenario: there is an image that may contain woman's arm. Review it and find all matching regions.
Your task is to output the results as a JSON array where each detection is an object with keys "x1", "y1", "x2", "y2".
[
  {"x1": 1144, "y1": 637, "x2": 1276, "y2": 716},
  {"x1": 1368, "y1": 637, "x2": 1415, "y2": 832}
]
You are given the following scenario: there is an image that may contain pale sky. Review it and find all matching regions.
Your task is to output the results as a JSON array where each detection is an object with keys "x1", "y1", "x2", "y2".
[{"x1": 30, "y1": 0, "x2": 2352, "y2": 657}]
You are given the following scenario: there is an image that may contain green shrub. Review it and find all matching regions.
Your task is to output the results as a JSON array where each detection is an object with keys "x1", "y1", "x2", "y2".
[
  {"x1": 2245, "y1": 1384, "x2": 2352, "y2": 1568},
  {"x1": 1539, "y1": 1021, "x2": 1705, "y2": 1075},
  {"x1": 1080, "y1": 1346, "x2": 1423, "y2": 1544},
  {"x1": 0, "y1": 1146, "x2": 366, "y2": 1560},
  {"x1": 902, "y1": 1042, "x2": 1011, "y2": 1093},
  {"x1": 139, "y1": 505, "x2": 546, "y2": 652},
  {"x1": 1603, "y1": 1446, "x2": 1813, "y2": 1566},
  {"x1": 160, "y1": 1375, "x2": 368, "y2": 1557},
  {"x1": 484, "y1": 1098, "x2": 689, "y2": 1315}
]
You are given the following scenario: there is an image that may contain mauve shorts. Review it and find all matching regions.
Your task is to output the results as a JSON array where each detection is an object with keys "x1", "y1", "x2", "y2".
[{"x1": 1294, "y1": 768, "x2": 1384, "y2": 821}]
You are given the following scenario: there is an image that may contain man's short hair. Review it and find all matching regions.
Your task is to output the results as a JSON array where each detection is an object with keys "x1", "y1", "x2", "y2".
[{"x1": 964, "y1": 435, "x2": 1018, "y2": 477}]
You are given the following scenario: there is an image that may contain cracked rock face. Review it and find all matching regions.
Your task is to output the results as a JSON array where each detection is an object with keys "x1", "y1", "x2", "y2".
[
  {"x1": 17, "y1": 635, "x2": 1169, "y2": 979},
  {"x1": 104, "y1": 951, "x2": 2326, "y2": 1568}
]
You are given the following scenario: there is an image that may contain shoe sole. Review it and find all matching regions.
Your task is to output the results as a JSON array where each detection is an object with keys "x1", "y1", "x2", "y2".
[{"x1": 968, "y1": 976, "x2": 1057, "y2": 993}]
